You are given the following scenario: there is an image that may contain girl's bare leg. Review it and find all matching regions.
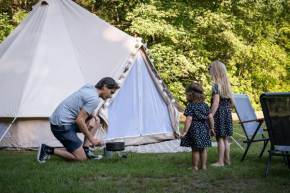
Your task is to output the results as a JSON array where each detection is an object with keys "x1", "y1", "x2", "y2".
[
  {"x1": 224, "y1": 137, "x2": 231, "y2": 165},
  {"x1": 189, "y1": 147, "x2": 199, "y2": 171},
  {"x1": 199, "y1": 148, "x2": 207, "y2": 170},
  {"x1": 211, "y1": 137, "x2": 224, "y2": 166}
]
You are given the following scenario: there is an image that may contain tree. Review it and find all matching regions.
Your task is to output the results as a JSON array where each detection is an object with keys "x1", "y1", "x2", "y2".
[{"x1": 1, "y1": 0, "x2": 289, "y2": 109}]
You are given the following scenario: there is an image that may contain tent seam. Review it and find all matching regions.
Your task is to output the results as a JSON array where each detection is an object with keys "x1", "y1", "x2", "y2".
[
  {"x1": 16, "y1": 6, "x2": 49, "y2": 117},
  {"x1": 57, "y1": 0, "x2": 96, "y2": 83}
]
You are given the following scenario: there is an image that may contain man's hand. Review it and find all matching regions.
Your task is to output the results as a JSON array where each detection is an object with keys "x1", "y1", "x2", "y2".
[{"x1": 90, "y1": 138, "x2": 104, "y2": 146}]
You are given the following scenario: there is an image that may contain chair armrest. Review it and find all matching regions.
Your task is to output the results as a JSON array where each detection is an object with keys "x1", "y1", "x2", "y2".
[{"x1": 239, "y1": 117, "x2": 264, "y2": 124}]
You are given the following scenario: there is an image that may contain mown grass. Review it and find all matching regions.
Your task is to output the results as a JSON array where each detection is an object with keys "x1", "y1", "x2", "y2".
[{"x1": 0, "y1": 123, "x2": 289, "y2": 193}]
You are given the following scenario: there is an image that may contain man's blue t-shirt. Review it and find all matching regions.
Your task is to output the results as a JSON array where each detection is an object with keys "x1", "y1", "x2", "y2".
[{"x1": 50, "y1": 84, "x2": 99, "y2": 125}]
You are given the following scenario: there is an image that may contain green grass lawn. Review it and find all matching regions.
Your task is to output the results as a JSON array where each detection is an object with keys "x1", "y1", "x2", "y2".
[{"x1": 0, "y1": 123, "x2": 289, "y2": 193}]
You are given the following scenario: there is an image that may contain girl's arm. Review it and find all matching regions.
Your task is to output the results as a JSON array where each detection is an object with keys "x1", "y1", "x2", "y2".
[
  {"x1": 180, "y1": 116, "x2": 192, "y2": 138},
  {"x1": 208, "y1": 113, "x2": 215, "y2": 136},
  {"x1": 229, "y1": 96, "x2": 235, "y2": 108},
  {"x1": 211, "y1": 94, "x2": 220, "y2": 116}
]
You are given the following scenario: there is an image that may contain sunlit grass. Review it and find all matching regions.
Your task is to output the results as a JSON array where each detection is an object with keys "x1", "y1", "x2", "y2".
[{"x1": 0, "y1": 123, "x2": 289, "y2": 193}]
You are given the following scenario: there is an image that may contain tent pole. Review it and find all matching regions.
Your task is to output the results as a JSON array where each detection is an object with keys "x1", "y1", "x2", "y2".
[
  {"x1": 234, "y1": 131, "x2": 246, "y2": 138},
  {"x1": 230, "y1": 136, "x2": 244, "y2": 150},
  {"x1": 137, "y1": 54, "x2": 143, "y2": 137},
  {"x1": 0, "y1": 117, "x2": 17, "y2": 142}
]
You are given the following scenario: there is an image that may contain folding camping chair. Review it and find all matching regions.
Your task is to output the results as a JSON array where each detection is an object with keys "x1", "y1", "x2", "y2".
[
  {"x1": 234, "y1": 94, "x2": 269, "y2": 161},
  {"x1": 260, "y1": 92, "x2": 290, "y2": 177}
]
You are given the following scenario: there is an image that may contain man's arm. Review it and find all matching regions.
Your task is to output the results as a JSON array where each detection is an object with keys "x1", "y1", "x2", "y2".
[{"x1": 76, "y1": 109, "x2": 102, "y2": 146}]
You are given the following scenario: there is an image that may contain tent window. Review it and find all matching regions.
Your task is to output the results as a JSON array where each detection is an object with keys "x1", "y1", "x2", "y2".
[
  {"x1": 41, "y1": 1, "x2": 49, "y2": 6},
  {"x1": 0, "y1": 123, "x2": 11, "y2": 138}
]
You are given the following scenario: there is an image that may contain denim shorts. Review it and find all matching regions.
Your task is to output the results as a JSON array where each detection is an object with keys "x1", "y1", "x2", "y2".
[{"x1": 51, "y1": 123, "x2": 82, "y2": 153}]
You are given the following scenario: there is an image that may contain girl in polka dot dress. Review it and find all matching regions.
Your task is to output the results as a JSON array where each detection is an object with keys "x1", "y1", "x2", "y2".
[
  {"x1": 180, "y1": 83, "x2": 215, "y2": 171},
  {"x1": 208, "y1": 61, "x2": 235, "y2": 167}
]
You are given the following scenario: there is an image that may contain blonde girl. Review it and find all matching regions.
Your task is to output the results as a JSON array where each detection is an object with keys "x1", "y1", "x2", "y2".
[
  {"x1": 180, "y1": 83, "x2": 215, "y2": 171},
  {"x1": 208, "y1": 61, "x2": 235, "y2": 166}
]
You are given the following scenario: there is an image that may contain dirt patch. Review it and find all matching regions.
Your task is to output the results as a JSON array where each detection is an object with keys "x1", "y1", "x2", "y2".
[{"x1": 79, "y1": 174, "x2": 98, "y2": 184}]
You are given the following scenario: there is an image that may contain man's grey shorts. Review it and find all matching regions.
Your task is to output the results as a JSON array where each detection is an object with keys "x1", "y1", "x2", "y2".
[{"x1": 51, "y1": 123, "x2": 82, "y2": 153}]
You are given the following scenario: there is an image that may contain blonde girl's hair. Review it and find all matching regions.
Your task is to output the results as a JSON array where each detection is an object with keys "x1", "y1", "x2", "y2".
[
  {"x1": 185, "y1": 82, "x2": 205, "y2": 102},
  {"x1": 208, "y1": 61, "x2": 233, "y2": 98}
]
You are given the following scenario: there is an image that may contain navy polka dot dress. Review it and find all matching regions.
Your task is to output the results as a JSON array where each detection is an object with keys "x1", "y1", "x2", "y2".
[
  {"x1": 210, "y1": 84, "x2": 233, "y2": 137},
  {"x1": 180, "y1": 102, "x2": 212, "y2": 148}
]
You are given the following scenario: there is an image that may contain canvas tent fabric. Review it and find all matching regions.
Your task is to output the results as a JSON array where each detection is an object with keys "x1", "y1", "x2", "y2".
[
  {"x1": 0, "y1": 0, "x2": 181, "y2": 148},
  {"x1": 97, "y1": 50, "x2": 181, "y2": 145}
]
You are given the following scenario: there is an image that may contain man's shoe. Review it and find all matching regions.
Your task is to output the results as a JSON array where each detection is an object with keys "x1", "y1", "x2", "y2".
[
  {"x1": 86, "y1": 151, "x2": 102, "y2": 160},
  {"x1": 44, "y1": 154, "x2": 50, "y2": 160},
  {"x1": 37, "y1": 144, "x2": 49, "y2": 163}
]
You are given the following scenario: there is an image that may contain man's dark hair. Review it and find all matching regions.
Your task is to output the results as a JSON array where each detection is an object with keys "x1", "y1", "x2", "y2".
[{"x1": 95, "y1": 77, "x2": 120, "y2": 89}]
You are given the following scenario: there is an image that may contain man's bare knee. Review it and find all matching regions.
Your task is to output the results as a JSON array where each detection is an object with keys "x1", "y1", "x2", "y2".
[
  {"x1": 72, "y1": 147, "x2": 87, "y2": 161},
  {"x1": 89, "y1": 117, "x2": 100, "y2": 130},
  {"x1": 74, "y1": 154, "x2": 87, "y2": 162},
  {"x1": 95, "y1": 117, "x2": 100, "y2": 126},
  {"x1": 76, "y1": 156, "x2": 87, "y2": 162}
]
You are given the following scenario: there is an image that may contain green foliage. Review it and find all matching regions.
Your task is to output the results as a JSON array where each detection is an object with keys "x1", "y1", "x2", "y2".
[
  {"x1": 0, "y1": 0, "x2": 38, "y2": 15},
  {"x1": 92, "y1": 0, "x2": 150, "y2": 30},
  {"x1": 74, "y1": 0, "x2": 96, "y2": 12},
  {"x1": 12, "y1": 10, "x2": 29, "y2": 24},
  {"x1": 122, "y1": 0, "x2": 290, "y2": 109},
  {"x1": 0, "y1": 0, "x2": 34, "y2": 43},
  {"x1": 0, "y1": 0, "x2": 289, "y2": 110},
  {"x1": 278, "y1": 26, "x2": 290, "y2": 50},
  {"x1": 0, "y1": 13, "x2": 15, "y2": 43}
]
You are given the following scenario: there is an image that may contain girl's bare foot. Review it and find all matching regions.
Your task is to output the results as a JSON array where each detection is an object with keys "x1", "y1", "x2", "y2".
[
  {"x1": 225, "y1": 161, "x2": 231, "y2": 165},
  {"x1": 210, "y1": 162, "x2": 224, "y2": 167},
  {"x1": 201, "y1": 166, "x2": 206, "y2": 170},
  {"x1": 187, "y1": 166, "x2": 198, "y2": 171}
]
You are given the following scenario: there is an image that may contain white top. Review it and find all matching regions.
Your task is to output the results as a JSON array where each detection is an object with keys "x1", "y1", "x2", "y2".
[{"x1": 50, "y1": 84, "x2": 99, "y2": 125}]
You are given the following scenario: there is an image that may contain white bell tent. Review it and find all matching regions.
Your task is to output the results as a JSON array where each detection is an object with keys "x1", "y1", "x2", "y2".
[{"x1": 0, "y1": 0, "x2": 181, "y2": 148}]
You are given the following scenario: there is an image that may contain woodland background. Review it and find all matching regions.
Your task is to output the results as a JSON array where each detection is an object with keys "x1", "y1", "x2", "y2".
[{"x1": 1, "y1": 0, "x2": 289, "y2": 109}]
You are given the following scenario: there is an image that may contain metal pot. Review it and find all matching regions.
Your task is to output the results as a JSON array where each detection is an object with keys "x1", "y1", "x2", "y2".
[
  {"x1": 103, "y1": 147, "x2": 114, "y2": 158},
  {"x1": 105, "y1": 142, "x2": 125, "y2": 151}
]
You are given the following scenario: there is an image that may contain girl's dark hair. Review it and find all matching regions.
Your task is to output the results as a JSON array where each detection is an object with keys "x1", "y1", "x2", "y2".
[
  {"x1": 95, "y1": 77, "x2": 120, "y2": 89},
  {"x1": 185, "y1": 82, "x2": 205, "y2": 102}
]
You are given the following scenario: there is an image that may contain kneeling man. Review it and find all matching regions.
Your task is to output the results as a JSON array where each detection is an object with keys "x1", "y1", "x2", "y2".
[{"x1": 37, "y1": 77, "x2": 119, "y2": 162}]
